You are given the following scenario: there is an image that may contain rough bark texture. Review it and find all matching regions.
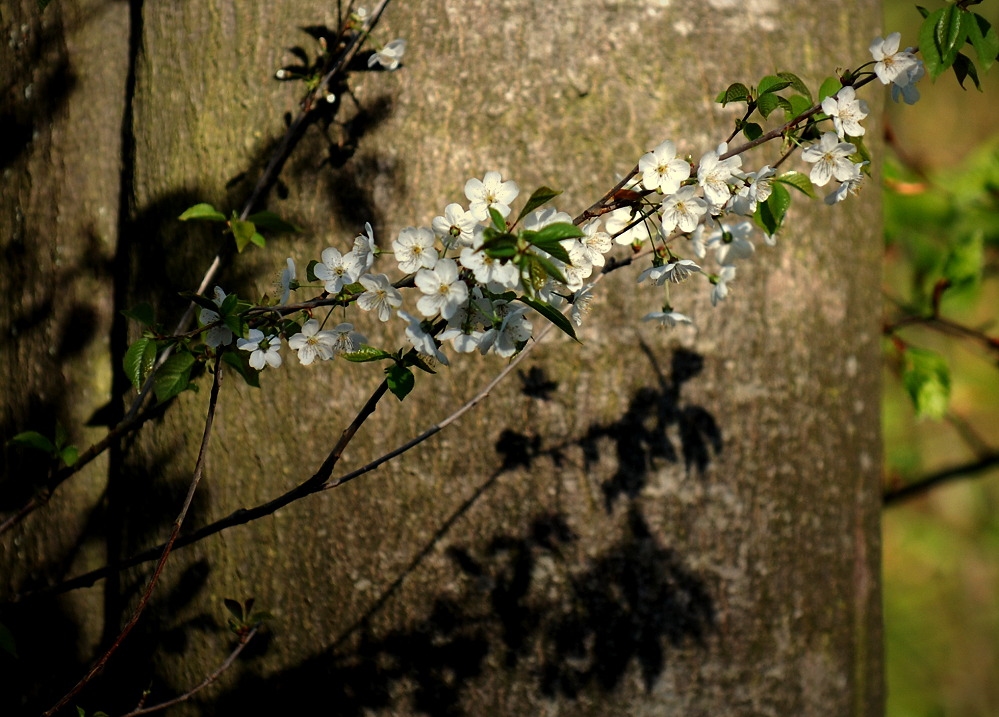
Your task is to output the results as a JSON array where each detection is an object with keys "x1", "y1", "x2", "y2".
[{"x1": 2, "y1": 1, "x2": 884, "y2": 715}]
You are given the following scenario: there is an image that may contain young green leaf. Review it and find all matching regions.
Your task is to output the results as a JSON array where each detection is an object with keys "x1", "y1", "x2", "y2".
[
  {"x1": 741, "y1": 121, "x2": 763, "y2": 141},
  {"x1": 757, "y1": 92, "x2": 792, "y2": 119},
  {"x1": 754, "y1": 182, "x2": 792, "y2": 237},
  {"x1": 59, "y1": 445, "x2": 79, "y2": 467},
  {"x1": 935, "y1": 4, "x2": 969, "y2": 71},
  {"x1": 153, "y1": 352, "x2": 196, "y2": 404},
  {"x1": 530, "y1": 222, "x2": 584, "y2": 244},
  {"x1": 777, "y1": 71, "x2": 812, "y2": 102},
  {"x1": 246, "y1": 211, "x2": 302, "y2": 233},
  {"x1": 222, "y1": 350, "x2": 260, "y2": 388},
  {"x1": 757, "y1": 74, "x2": 793, "y2": 96},
  {"x1": 902, "y1": 347, "x2": 951, "y2": 419},
  {"x1": 179, "y1": 203, "x2": 227, "y2": 222},
  {"x1": 817, "y1": 76, "x2": 843, "y2": 102},
  {"x1": 223, "y1": 598, "x2": 245, "y2": 622},
  {"x1": 180, "y1": 291, "x2": 223, "y2": 315},
  {"x1": 966, "y1": 13, "x2": 998, "y2": 72},
  {"x1": 482, "y1": 232, "x2": 518, "y2": 259},
  {"x1": 775, "y1": 171, "x2": 816, "y2": 199},
  {"x1": 514, "y1": 186, "x2": 562, "y2": 225},
  {"x1": 386, "y1": 364, "x2": 415, "y2": 400},
  {"x1": 488, "y1": 206, "x2": 507, "y2": 232},
  {"x1": 519, "y1": 296, "x2": 578, "y2": 342},
  {"x1": 523, "y1": 253, "x2": 568, "y2": 286},
  {"x1": 123, "y1": 337, "x2": 158, "y2": 391},
  {"x1": 786, "y1": 94, "x2": 813, "y2": 122},
  {"x1": 121, "y1": 302, "x2": 156, "y2": 327},
  {"x1": 8, "y1": 431, "x2": 56, "y2": 455},
  {"x1": 230, "y1": 219, "x2": 258, "y2": 252},
  {"x1": 715, "y1": 82, "x2": 751, "y2": 106},
  {"x1": 952, "y1": 52, "x2": 982, "y2": 90}
]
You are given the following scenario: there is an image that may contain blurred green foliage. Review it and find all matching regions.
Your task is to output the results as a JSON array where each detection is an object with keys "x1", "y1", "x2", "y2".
[{"x1": 882, "y1": 3, "x2": 999, "y2": 716}]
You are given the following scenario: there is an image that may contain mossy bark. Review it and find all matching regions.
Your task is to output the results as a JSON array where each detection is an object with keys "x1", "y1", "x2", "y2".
[{"x1": 2, "y1": 1, "x2": 884, "y2": 715}]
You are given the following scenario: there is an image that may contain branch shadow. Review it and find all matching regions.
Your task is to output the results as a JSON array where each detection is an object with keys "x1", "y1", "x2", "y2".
[{"x1": 206, "y1": 346, "x2": 718, "y2": 715}]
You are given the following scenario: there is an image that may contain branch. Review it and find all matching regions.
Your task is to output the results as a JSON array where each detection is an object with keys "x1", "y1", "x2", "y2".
[
  {"x1": 28, "y1": 314, "x2": 561, "y2": 600},
  {"x1": 43, "y1": 355, "x2": 225, "y2": 716},
  {"x1": 883, "y1": 452, "x2": 999, "y2": 506},
  {"x1": 119, "y1": 627, "x2": 258, "y2": 717},
  {"x1": 0, "y1": 0, "x2": 397, "y2": 534}
]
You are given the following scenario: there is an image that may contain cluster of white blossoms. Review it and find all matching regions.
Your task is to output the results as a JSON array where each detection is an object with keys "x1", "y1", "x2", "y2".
[{"x1": 198, "y1": 32, "x2": 924, "y2": 370}]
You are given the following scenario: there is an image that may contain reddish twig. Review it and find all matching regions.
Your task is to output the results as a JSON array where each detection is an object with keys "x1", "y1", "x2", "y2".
[{"x1": 43, "y1": 355, "x2": 225, "y2": 716}]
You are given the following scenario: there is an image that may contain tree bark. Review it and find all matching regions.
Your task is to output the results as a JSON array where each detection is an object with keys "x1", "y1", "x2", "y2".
[{"x1": 2, "y1": 1, "x2": 884, "y2": 715}]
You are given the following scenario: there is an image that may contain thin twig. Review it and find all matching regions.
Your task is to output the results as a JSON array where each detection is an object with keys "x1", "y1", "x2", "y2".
[
  {"x1": 120, "y1": 627, "x2": 259, "y2": 717},
  {"x1": 28, "y1": 316, "x2": 562, "y2": 600},
  {"x1": 43, "y1": 356, "x2": 225, "y2": 716},
  {"x1": 883, "y1": 452, "x2": 999, "y2": 506}
]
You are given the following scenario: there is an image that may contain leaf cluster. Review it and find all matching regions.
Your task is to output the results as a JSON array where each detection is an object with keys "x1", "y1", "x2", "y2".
[
  {"x1": 179, "y1": 203, "x2": 300, "y2": 253},
  {"x1": 918, "y1": 3, "x2": 999, "y2": 88}
]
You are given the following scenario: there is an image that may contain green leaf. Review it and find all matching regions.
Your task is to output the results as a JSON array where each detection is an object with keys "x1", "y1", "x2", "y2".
[
  {"x1": 488, "y1": 206, "x2": 507, "y2": 232},
  {"x1": 179, "y1": 203, "x2": 227, "y2": 222},
  {"x1": 935, "y1": 5, "x2": 968, "y2": 71},
  {"x1": 153, "y1": 352, "x2": 196, "y2": 404},
  {"x1": 8, "y1": 431, "x2": 56, "y2": 455},
  {"x1": 742, "y1": 122, "x2": 763, "y2": 141},
  {"x1": 341, "y1": 344, "x2": 396, "y2": 363},
  {"x1": 952, "y1": 52, "x2": 982, "y2": 90},
  {"x1": 920, "y1": 7, "x2": 948, "y2": 79},
  {"x1": 523, "y1": 233, "x2": 572, "y2": 265},
  {"x1": 386, "y1": 364, "x2": 415, "y2": 401},
  {"x1": 531, "y1": 222, "x2": 584, "y2": 244},
  {"x1": 519, "y1": 296, "x2": 578, "y2": 342},
  {"x1": 515, "y1": 186, "x2": 562, "y2": 225},
  {"x1": 250, "y1": 232, "x2": 266, "y2": 248},
  {"x1": 222, "y1": 350, "x2": 260, "y2": 388},
  {"x1": 121, "y1": 302, "x2": 155, "y2": 327},
  {"x1": 755, "y1": 182, "x2": 791, "y2": 236},
  {"x1": 523, "y1": 253, "x2": 568, "y2": 286},
  {"x1": 966, "y1": 13, "x2": 998, "y2": 72},
  {"x1": 817, "y1": 76, "x2": 842, "y2": 102},
  {"x1": 230, "y1": 219, "x2": 257, "y2": 252},
  {"x1": 774, "y1": 171, "x2": 816, "y2": 199},
  {"x1": 715, "y1": 82, "x2": 751, "y2": 105},
  {"x1": 246, "y1": 211, "x2": 302, "y2": 233},
  {"x1": 757, "y1": 92, "x2": 791, "y2": 119},
  {"x1": 777, "y1": 71, "x2": 812, "y2": 102},
  {"x1": 181, "y1": 291, "x2": 223, "y2": 315},
  {"x1": 123, "y1": 337, "x2": 157, "y2": 391},
  {"x1": 786, "y1": 94, "x2": 813, "y2": 121},
  {"x1": 306, "y1": 259, "x2": 320, "y2": 283},
  {"x1": 943, "y1": 230, "x2": 983, "y2": 287},
  {"x1": 757, "y1": 74, "x2": 792, "y2": 95},
  {"x1": 849, "y1": 136, "x2": 873, "y2": 172},
  {"x1": 482, "y1": 232, "x2": 518, "y2": 259},
  {"x1": 223, "y1": 598, "x2": 244, "y2": 621},
  {"x1": 903, "y1": 347, "x2": 951, "y2": 419},
  {"x1": 59, "y1": 445, "x2": 79, "y2": 467},
  {"x1": 915, "y1": 5, "x2": 929, "y2": 20}
]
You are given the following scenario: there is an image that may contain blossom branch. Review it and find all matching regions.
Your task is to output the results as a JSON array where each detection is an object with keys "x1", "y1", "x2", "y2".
[{"x1": 0, "y1": 0, "x2": 398, "y2": 533}]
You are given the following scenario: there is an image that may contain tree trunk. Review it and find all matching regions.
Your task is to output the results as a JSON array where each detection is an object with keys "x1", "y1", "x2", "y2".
[{"x1": 2, "y1": 1, "x2": 884, "y2": 715}]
